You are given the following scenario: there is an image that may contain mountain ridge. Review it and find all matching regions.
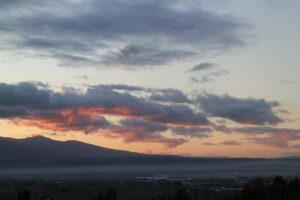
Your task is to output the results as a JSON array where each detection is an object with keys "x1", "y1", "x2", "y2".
[
  {"x1": 0, "y1": 136, "x2": 299, "y2": 167},
  {"x1": 0, "y1": 135, "x2": 144, "y2": 165}
]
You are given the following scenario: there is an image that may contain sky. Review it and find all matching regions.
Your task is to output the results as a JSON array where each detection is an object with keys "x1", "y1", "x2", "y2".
[{"x1": 0, "y1": 0, "x2": 300, "y2": 158}]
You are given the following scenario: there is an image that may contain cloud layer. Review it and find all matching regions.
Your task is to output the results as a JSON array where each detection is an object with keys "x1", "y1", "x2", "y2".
[
  {"x1": 0, "y1": 82, "x2": 298, "y2": 149},
  {"x1": 197, "y1": 93, "x2": 282, "y2": 125},
  {"x1": 1, "y1": 82, "x2": 210, "y2": 147},
  {"x1": 0, "y1": 0, "x2": 246, "y2": 69}
]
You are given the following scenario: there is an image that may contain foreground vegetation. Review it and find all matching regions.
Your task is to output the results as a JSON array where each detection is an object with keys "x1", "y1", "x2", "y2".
[
  {"x1": 227, "y1": 176, "x2": 300, "y2": 200},
  {"x1": 150, "y1": 176, "x2": 300, "y2": 200},
  {"x1": 8, "y1": 176, "x2": 300, "y2": 200}
]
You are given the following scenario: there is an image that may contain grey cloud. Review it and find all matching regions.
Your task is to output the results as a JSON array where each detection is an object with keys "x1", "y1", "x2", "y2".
[
  {"x1": 0, "y1": 82, "x2": 50, "y2": 118},
  {"x1": 0, "y1": 0, "x2": 25, "y2": 8},
  {"x1": 76, "y1": 75, "x2": 89, "y2": 80},
  {"x1": 212, "y1": 124, "x2": 232, "y2": 134},
  {"x1": 52, "y1": 53, "x2": 99, "y2": 67},
  {"x1": 0, "y1": 82, "x2": 50, "y2": 107},
  {"x1": 108, "y1": 118, "x2": 187, "y2": 147},
  {"x1": 93, "y1": 84, "x2": 145, "y2": 92},
  {"x1": 102, "y1": 44, "x2": 194, "y2": 67},
  {"x1": 0, "y1": 82, "x2": 213, "y2": 147},
  {"x1": 232, "y1": 126, "x2": 300, "y2": 136},
  {"x1": 27, "y1": 110, "x2": 111, "y2": 133},
  {"x1": 2, "y1": 82, "x2": 295, "y2": 148},
  {"x1": 197, "y1": 93, "x2": 282, "y2": 125},
  {"x1": 85, "y1": 86, "x2": 209, "y2": 125},
  {"x1": 189, "y1": 69, "x2": 229, "y2": 84},
  {"x1": 292, "y1": 144, "x2": 300, "y2": 149},
  {"x1": 210, "y1": 69, "x2": 229, "y2": 77},
  {"x1": 221, "y1": 140, "x2": 242, "y2": 145},
  {"x1": 248, "y1": 137, "x2": 289, "y2": 148},
  {"x1": 187, "y1": 62, "x2": 216, "y2": 72},
  {"x1": 232, "y1": 126, "x2": 300, "y2": 148},
  {"x1": 96, "y1": 85, "x2": 192, "y2": 104},
  {"x1": 0, "y1": 82, "x2": 209, "y2": 126},
  {"x1": 280, "y1": 80, "x2": 299, "y2": 85},
  {"x1": 202, "y1": 140, "x2": 242, "y2": 146},
  {"x1": 171, "y1": 126, "x2": 213, "y2": 138},
  {"x1": 120, "y1": 118, "x2": 168, "y2": 133},
  {"x1": 0, "y1": 106, "x2": 27, "y2": 118},
  {"x1": 149, "y1": 89, "x2": 191, "y2": 103},
  {"x1": 0, "y1": 0, "x2": 246, "y2": 68},
  {"x1": 190, "y1": 77, "x2": 200, "y2": 84},
  {"x1": 202, "y1": 142, "x2": 215, "y2": 146},
  {"x1": 190, "y1": 76, "x2": 213, "y2": 84}
]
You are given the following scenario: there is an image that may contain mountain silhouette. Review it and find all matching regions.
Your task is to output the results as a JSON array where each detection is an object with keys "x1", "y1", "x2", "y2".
[
  {"x1": 1, "y1": 136, "x2": 299, "y2": 168},
  {"x1": 0, "y1": 135, "x2": 143, "y2": 166}
]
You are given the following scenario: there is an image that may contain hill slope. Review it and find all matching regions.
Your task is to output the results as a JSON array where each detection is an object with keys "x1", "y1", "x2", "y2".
[
  {"x1": 0, "y1": 136, "x2": 143, "y2": 165},
  {"x1": 0, "y1": 136, "x2": 299, "y2": 168}
]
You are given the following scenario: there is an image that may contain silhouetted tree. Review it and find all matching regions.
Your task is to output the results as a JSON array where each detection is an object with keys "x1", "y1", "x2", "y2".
[
  {"x1": 227, "y1": 176, "x2": 300, "y2": 200},
  {"x1": 97, "y1": 192, "x2": 104, "y2": 200},
  {"x1": 157, "y1": 187, "x2": 192, "y2": 200},
  {"x1": 286, "y1": 177, "x2": 300, "y2": 200},
  {"x1": 174, "y1": 188, "x2": 192, "y2": 200},
  {"x1": 193, "y1": 188, "x2": 198, "y2": 200},
  {"x1": 18, "y1": 189, "x2": 30, "y2": 200},
  {"x1": 105, "y1": 187, "x2": 117, "y2": 200},
  {"x1": 94, "y1": 188, "x2": 118, "y2": 200},
  {"x1": 240, "y1": 177, "x2": 268, "y2": 200},
  {"x1": 270, "y1": 176, "x2": 287, "y2": 200}
]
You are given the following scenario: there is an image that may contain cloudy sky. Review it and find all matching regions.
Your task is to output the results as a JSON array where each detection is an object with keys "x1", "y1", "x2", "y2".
[{"x1": 0, "y1": 0, "x2": 299, "y2": 158}]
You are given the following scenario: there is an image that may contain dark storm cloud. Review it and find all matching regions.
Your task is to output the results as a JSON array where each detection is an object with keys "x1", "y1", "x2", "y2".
[
  {"x1": 0, "y1": 0, "x2": 246, "y2": 68},
  {"x1": 197, "y1": 93, "x2": 282, "y2": 125},
  {"x1": 187, "y1": 62, "x2": 216, "y2": 72}
]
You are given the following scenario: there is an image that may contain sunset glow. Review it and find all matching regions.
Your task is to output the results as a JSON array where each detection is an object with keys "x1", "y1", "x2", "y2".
[{"x1": 0, "y1": 0, "x2": 300, "y2": 158}]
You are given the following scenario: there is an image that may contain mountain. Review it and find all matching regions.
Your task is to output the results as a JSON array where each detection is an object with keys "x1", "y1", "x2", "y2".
[
  {"x1": 1, "y1": 136, "x2": 299, "y2": 168},
  {"x1": 0, "y1": 136, "x2": 143, "y2": 166}
]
